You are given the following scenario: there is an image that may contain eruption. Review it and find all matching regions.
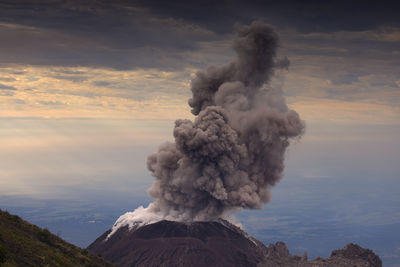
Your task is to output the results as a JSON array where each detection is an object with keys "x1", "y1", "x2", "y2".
[{"x1": 110, "y1": 21, "x2": 305, "y2": 235}]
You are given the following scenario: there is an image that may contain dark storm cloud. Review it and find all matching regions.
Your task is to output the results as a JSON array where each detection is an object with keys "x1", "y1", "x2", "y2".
[
  {"x1": 0, "y1": 0, "x2": 216, "y2": 69},
  {"x1": 1, "y1": 0, "x2": 399, "y2": 70},
  {"x1": 134, "y1": 0, "x2": 400, "y2": 33}
]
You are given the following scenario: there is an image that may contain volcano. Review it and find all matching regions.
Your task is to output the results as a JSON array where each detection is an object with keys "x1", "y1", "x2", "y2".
[{"x1": 88, "y1": 220, "x2": 381, "y2": 267}]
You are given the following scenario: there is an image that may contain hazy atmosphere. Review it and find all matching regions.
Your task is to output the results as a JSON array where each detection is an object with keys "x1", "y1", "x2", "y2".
[{"x1": 1, "y1": 0, "x2": 399, "y2": 266}]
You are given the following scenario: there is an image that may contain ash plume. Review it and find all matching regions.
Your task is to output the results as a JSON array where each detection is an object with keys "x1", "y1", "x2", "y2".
[{"x1": 110, "y1": 21, "x2": 305, "y2": 234}]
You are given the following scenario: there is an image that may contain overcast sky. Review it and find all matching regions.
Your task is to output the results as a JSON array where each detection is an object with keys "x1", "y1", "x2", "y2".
[
  {"x1": 1, "y1": 1, "x2": 400, "y2": 265},
  {"x1": 0, "y1": 0, "x2": 398, "y2": 121}
]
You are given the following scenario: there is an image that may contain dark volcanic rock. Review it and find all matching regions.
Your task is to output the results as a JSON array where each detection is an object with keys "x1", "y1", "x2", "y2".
[
  {"x1": 328, "y1": 243, "x2": 382, "y2": 267},
  {"x1": 258, "y1": 242, "x2": 382, "y2": 267},
  {"x1": 88, "y1": 220, "x2": 381, "y2": 267},
  {"x1": 88, "y1": 220, "x2": 265, "y2": 267}
]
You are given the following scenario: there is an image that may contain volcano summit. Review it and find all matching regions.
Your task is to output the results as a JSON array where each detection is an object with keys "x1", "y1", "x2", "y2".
[
  {"x1": 88, "y1": 220, "x2": 381, "y2": 267},
  {"x1": 89, "y1": 20, "x2": 383, "y2": 267}
]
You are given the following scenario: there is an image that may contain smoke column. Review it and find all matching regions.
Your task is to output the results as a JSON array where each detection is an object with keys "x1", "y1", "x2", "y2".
[{"x1": 110, "y1": 21, "x2": 305, "y2": 234}]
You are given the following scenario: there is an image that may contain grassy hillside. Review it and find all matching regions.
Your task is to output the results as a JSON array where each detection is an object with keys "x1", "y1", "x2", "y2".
[{"x1": 0, "y1": 209, "x2": 116, "y2": 267}]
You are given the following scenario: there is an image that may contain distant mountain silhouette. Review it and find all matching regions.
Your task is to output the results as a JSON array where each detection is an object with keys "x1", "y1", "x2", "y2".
[{"x1": 88, "y1": 219, "x2": 382, "y2": 267}]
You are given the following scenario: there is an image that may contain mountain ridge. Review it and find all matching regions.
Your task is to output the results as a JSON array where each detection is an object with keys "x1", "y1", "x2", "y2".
[{"x1": 0, "y1": 209, "x2": 115, "y2": 267}]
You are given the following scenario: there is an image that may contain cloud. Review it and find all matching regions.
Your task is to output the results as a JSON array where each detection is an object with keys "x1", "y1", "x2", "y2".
[
  {"x1": 297, "y1": 27, "x2": 400, "y2": 43},
  {"x1": 0, "y1": 77, "x2": 15, "y2": 82},
  {"x1": 0, "y1": 60, "x2": 398, "y2": 125},
  {"x1": 0, "y1": 65, "x2": 194, "y2": 119},
  {"x1": 129, "y1": 0, "x2": 400, "y2": 34},
  {"x1": 0, "y1": 91, "x2": 14, "y2": 96},
  {"x1": 14, "y1": 99, "x2": 25, "y2": 104},
  {"x1": 276, "y1": 26, "x2": 400, "y2": 108},
  {"x1": 0, "y1": 83, "x2": 16, "y2": 90},
  {"x1": 289, "y1": 97, "x2": 400, "y2": 125},
  {"x1": 0, "y1": 21, "x2": 212, "y2": 70},
  {"x1": 52, "y1": 75, "x2": 88, "y2": 83},
  {"x1": 330, "y1": 73, "x2": 360, "y2": 85},
  {"x1": 38, "y1": 100, "x2": 64, "y2": 106},
  {"x1": 93, "y1": 81, "x2": 112, "y2": 87},
  {"x1": 2, "y1": 1, "x2": 399, "y2": 71},
  {"x1": 0, "y1": 2, "x2": 217, "y2": 70}
]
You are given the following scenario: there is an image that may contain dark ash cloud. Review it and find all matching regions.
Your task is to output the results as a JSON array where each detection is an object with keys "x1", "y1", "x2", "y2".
[{"x1": 135, "y1": 21, "x2": 305, "y2": 222}]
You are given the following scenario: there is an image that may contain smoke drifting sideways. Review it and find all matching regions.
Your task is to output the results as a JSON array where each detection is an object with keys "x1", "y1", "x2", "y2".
[{"x1": 109, "y1": 21, "x2": 305, "y2": 236}]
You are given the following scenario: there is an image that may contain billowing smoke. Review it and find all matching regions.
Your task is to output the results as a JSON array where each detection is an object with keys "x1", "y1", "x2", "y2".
[{"x1": 110, "y1": 21, "x2": 305, "y2": 235}]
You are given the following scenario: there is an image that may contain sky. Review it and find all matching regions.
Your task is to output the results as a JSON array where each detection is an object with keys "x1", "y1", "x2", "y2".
[{"x1": 0, "y1": 0, "x2": 399, "y2": 265}]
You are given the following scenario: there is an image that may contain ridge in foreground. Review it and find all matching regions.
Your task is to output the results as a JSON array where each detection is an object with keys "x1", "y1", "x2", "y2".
[{"x1": 0, "y1": 209, "x2": 115, "y2": 266}]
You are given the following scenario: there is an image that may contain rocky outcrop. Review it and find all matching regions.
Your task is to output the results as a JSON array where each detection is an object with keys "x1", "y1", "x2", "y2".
[
  {"x1": 257, "y1": 242, "x2": 382, "y2": 267},
  {"x1": 88, "y1": 220, "x2": 381, "y2": 267}
]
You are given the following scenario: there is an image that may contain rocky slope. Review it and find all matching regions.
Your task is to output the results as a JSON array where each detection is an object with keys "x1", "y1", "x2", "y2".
[
  {"x1": 0, "y1": 209, "x2": 115, "y2": 267},
  {"x1": 88, "y1": 219, "x2": 381, "y2": 267}
]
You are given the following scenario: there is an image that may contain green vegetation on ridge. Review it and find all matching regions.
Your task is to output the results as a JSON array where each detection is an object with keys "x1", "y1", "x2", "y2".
[{"x1": 0, "y1": 209, "x2": 116, "y2": 267}]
